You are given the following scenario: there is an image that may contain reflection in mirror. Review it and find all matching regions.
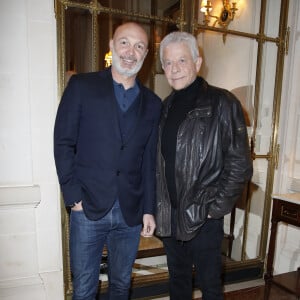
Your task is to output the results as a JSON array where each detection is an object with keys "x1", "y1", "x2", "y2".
[
  {"x1": 198, "y1": 32, "x2": 259, "y2": 262},
  {"x1": 65, "y1": 7, "x2": 93, "y2": 75},
  {"x1": 245, "y1": 161, "x2": 268, "y2": 259},
  {"x1": 256, "y1": 42, "x2": 278, "y2": 155},
  {"x1": 196, "y1": 7, "x2": 278, "y2": 266},
  {"x1": 64, "y1": 0, "x2": 181, "y2": 89}
]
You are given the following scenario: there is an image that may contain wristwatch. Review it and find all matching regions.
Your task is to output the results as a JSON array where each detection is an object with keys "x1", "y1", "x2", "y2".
[{"x1": 69, "y1": 202, "x2": 79, "y2": 208}]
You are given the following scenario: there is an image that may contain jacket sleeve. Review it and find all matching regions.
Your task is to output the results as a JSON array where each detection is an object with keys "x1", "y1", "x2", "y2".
[
  {"x1": 208, "y1": 92, "x2": 253, "y2": 219},
  {"x1": 141, "y1": 98, "x2": 162, "y2": 216},
  {"x1": 53, "y1": 75, "x2": 83, "y2": 206}
]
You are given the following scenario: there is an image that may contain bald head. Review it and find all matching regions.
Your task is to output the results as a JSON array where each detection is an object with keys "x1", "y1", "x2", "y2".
[
  {"x1": 110, "y1": 22, "x2": 149, "y2": 81},
  {"x1": 113, "y1": 22, "x2": 149, "y2": 48}
]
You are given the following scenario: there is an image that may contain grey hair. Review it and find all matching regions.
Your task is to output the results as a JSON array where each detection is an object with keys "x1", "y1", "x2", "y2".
[{"x1": 159, "y1": 31, "x2": 200, "y2": 65}]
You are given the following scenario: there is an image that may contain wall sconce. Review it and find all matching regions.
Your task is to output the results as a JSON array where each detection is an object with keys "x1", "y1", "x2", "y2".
[
  {"x1": 104, "y1": 50, "x2": 112, "y2": 67},
  {"x1": 200, "y1": 0, "x2": 238, "y2": 29}
]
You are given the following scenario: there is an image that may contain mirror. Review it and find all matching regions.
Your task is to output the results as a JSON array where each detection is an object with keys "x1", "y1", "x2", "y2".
[
  {"x1": 55, "y1": 0, "x2": 288, "y2": 298},
  {"x1": 196, "y1": 0, "x2": 288, "y2": 280},
  {"x1": 60, "y1": 0, "x2": 181, "y2": 89}
]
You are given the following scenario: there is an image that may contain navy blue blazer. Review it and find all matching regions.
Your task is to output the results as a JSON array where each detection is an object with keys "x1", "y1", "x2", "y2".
[{"x1": 54, "y1": 69, "x2": 162, "y2": 226}]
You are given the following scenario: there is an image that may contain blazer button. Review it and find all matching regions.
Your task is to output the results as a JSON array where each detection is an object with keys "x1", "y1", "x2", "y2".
[{"x1": 116, "y1": 170, "x2": 120, "y2": 176}]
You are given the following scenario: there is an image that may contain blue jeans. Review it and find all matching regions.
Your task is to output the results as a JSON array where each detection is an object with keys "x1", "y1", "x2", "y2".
[
  {"x1": 162, "y1": 218, "x2": 224, "y2": 300},
  {"x1": 70, "y1": 200, "x2": 142, "y2": 300}
]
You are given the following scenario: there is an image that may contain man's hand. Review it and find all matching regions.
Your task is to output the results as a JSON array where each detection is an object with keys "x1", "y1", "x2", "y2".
[
  {"x1": 141, "y1": 214, "x2": 156, "y2": 237},
  {"x1": 71, "y1": 201, "x2": 83, "y2": 211}
]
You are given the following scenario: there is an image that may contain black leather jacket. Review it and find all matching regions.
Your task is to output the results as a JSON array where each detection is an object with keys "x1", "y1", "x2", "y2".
[{"x1": 155, "y1": 77, "x2": 253, "y2": 241}]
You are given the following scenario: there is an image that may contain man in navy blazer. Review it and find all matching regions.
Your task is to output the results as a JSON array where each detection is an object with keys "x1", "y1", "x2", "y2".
[{"x1": 54, "y1": 22, "x2": 161, "y2": 300}]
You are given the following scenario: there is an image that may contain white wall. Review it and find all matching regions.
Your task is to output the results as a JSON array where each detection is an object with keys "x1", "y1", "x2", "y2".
[{"x1": 0, "y1": 1, "x2": 63, "y2": 299}]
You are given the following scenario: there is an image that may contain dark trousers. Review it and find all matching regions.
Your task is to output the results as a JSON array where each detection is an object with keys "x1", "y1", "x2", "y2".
[{"x1": 162, "y1": 218, "x2": 224, "y2": 300}]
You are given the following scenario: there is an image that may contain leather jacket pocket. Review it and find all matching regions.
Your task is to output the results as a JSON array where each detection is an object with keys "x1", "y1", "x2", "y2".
[
  {"x1": 184, "y1": 200, "x2": 208, "y2": 232},
  {"x1": 181, "y1": 187, "x2": 216, "y2": 235}
]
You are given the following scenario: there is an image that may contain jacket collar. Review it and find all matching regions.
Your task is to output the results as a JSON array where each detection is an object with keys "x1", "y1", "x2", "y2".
[{"x1": 162, "y1": 77, "x2": 208, "y2": 117}]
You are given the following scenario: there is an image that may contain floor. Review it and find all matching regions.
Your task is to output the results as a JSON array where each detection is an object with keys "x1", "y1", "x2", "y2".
[
  {"x1": 146, "y1": 279, "x2": 263, "y2": 299},
  {"x1": 145, "y1": 279, "x2": 298, "y2": 299},
  {"x1": 99, "y1": 237, "x2": 298, "y2": 300},
  {"x1": 99, "y1": 255, "x2": 298, "y2": 300}
]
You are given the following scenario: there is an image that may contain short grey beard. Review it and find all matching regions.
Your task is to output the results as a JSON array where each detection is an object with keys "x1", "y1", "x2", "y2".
[{"x1": 111, "y1": 50, "x2": 145, "y2": 78}]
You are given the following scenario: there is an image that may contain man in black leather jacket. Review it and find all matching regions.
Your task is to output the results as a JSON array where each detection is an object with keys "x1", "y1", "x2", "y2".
[{"x1": 155, "y1": 31, "x2": 253, "y2": 300}]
